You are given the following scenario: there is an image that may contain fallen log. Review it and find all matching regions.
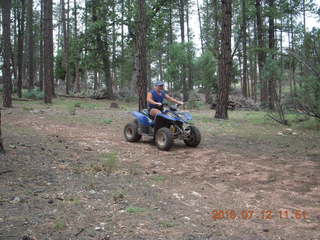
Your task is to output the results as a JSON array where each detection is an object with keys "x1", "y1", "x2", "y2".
[{"x1": 12, "y1": 97, "x2": 32, "y2": 101}]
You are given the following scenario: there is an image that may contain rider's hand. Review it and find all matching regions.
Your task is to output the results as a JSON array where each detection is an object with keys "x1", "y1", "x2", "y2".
[
  {"x1": 178, "y1": 101, "x2": 184, "y2": 105},
  {"x1": 156, "y1": 102, "x2": 162, "y2": 106}
]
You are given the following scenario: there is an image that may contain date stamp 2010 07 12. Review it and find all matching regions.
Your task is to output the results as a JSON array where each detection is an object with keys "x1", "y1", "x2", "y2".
[{"x1": 211, "y1": 209, "x2": 309, "y2": 220}]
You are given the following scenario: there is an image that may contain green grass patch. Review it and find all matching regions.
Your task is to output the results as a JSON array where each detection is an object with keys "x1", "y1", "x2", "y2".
[
  {"x1": 53, "y1": 219, "x2": 66, "y2": 231},
  {"x1": 89, "y1": 152, "x2": 119, "y2": 175},
  {"x1": 68, "y1": 197, "x2": 81, "y2": 205},
  {"x1": 102, "y1": 119, "x2": 113, "y2": 124},
  {"x1": 150, "y1": 175, "x2": 167, "y2": 182},
  {"x1": 296, "y1": 118, "x2": 320, "y2": 131},
  {"x1": 91, "y1": 152, "x2": 119, "y2": 175},
  {"x1": 126, "y1": 206, "x2": 146, "y2": 214},
  {"x1": 22, "y1": 106, "x2": 34, "y2": 111},
  {"x1": 159, "y1": 221, "x2": 175, "y2": 228},
  {"x1": 53, "y1": 98, "x2": 105, "y2": 111},
  {"x1": 67, "y1": 104, "x2": 76, "y2": 115}
]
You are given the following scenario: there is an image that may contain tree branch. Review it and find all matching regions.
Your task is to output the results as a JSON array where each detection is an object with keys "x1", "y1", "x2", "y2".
[{"x1": 288, "y1": 50, "x2": 320, "y2": 77}]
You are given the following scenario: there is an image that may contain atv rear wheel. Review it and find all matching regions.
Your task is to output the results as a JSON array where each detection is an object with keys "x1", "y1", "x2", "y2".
[
  {"x1": 124, "y1": 122, "x2": 142, "y2": 142},
  {"x1": 184, "y1": 126, "x2": 201, "y2": 147},
  {"x1": 155, "y1": 127, "x2": 174, "y2": 151}
]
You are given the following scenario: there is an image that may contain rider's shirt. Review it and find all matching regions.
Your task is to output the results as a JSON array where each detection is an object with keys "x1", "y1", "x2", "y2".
[{"x1": 148, "y1": 89, "x2": 166, "y2": 109}]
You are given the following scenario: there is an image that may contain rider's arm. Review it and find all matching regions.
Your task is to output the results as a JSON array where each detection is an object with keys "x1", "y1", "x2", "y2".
[
  {"x1": 165, "y1": 94, "x2": 183, "y2": 105},
  {"x1": 147, "y1": 92, "x2": 162, "y2": 106}
]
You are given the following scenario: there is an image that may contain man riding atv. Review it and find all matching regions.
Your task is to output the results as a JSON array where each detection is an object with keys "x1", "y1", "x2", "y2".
[
  {"x1": 123, "y1": 81, "x2": 201, "y2": 150},
  {"x1": 147, "y1": 81, "x2": 183, "y2": 118}
]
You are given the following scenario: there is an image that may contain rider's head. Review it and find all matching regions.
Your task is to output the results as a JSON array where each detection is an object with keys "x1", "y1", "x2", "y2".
[{"x1": 155, "y1": 81, "x2": 164, "y2": 91}]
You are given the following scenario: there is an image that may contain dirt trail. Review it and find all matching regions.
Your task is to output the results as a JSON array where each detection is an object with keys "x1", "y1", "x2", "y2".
[{"x1": 1, "y1": 105, "x2": 319, "y2": 240}]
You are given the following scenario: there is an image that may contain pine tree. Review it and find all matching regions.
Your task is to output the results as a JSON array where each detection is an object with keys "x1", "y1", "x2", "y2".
[
  {"x1": 44, "y1": 0, "x2": 53, "y2": 103},
  {"x1": 2, "y1": 0, "x2": 13, "y2": 108},
  {"x1": 215, "y1": 0, "x2": 232, "y2": 119}
]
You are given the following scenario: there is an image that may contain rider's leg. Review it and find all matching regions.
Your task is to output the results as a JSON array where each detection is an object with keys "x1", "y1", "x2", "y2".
[{"x1": 150, "y1": 108, "x2": 161, "y2": 118}]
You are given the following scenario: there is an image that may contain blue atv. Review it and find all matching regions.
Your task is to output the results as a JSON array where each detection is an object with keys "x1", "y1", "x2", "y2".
[{"x1": 124, "y1": 104, "x2": 201, "y2": 151}]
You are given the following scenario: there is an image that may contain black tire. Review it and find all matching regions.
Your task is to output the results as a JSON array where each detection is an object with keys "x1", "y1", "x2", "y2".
[
  {"x1": 184, "y1": 126, "x2": 201, "y2": 147},
  {"x1": 124, "y1": 122, "x2": 142, "y2": 142},
  {"x1": 155, "y1": 127, "x2": 174, "y2": 151}
]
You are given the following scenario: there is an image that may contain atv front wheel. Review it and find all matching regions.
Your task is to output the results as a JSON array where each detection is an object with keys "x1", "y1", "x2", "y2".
[
  {"x1": 155, "y1": 127, "x2": 174, "y2": 151},
  {"x1": 124, "y1": 122, "x2": 142, "y2": 142},
  {"x1": 184, "y1": 126, "x2": 201, "y2": 147}
]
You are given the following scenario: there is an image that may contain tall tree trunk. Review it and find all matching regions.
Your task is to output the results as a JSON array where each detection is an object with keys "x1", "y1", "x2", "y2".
[
  {"x1": 121, "y1": 0, "x2": 124, "y2": 56},
  {"x1": 256, "y1": 0, "x2": 267, "y2": 106},
  {"x1": 250, "y1": 21, "x2": 258, "y2": 101},
  {"x1": 212, "y1": 0, "x2": 220, "y2": 58},
  {"x1": 44, "y1": 0, "x2": 53, "y2": 103},
  {"x1": 112, "y1": 2, "x2": 117, "y2": 91},
  {"x1": 39, "y1": 0, "x2": 44, "y2": 91},
  {"x1": 73, "y1": 0, "x2": 81, "y2": 93},
  {"x1": 159, "y1": 52, "x2": 163, "y2": 82},
  {"x1": 83, "y1": 0, "x2": 88, "y2": 89},
  {"x1": 215, "y1": 0, "x2": 232, "y2": 119},
  {"x1": 196, "y1": 0, "x2": 204, "y2": 54},
  {"x1": 268, "y1": 0, "x2": 276, "y2": 110},
  {"x1": 136, "y1": 0, "x2": 148, "y2": 111},
  {"x1": 61, "y1": 0, "x2": 70, "y2": 94},
  {"x1": 186, "y1": 0, "x2": 193, "y2": 91},
  {"x1": 168, "y1": 0, "x2": 173, "y2": 45},
  {"x1": 279, "y1": 17, "x2": 283, "y2": 102},
  {"x1": 289, "y1": 0, "x2": 296, "y2": 97},
  {"x1": 92, "y1": 0, "x2": 113, "y2": 98},
  {"x1": 179, "y1": 0, "x2": 188, "y2": 101},
  {"x1": 241, "y1": 0, "x2": 248, "y2": 98},
  {"x1": 94, "y1": 71, "x2": 98, "y2": 91},
  {"x1": 27, "y1": 0, "x2": 34, "y2": 90},
  {"x1": 17, "y1": 0, "x2": 26, "y2": 98},
  {"x1": 302, "y1": 0, "x2": 306, "y2": 36},
  {"x1": 12, "y1": 6, "x2": 18, "y2": 89},
  {"x1": 2, "y1": 0, "x2": 12, "y2": 108}
]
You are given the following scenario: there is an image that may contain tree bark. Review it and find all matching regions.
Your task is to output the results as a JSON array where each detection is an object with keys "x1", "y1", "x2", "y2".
[
  {"x1": 112, "y1": 2, "x2": 117, "y2": 92},
  {"x1": 92, "y1": 0, "x2": 113, "y2": 99},
  {"x1": 212, "y1": 0, "x2": 220, "y2": 58},
  {"x1": 73, "y1": 0, "x2": 81, "y2": 93},
  {"x1": 136, "y1": 0, "x2": 148, "y2": 111},
  {"x1": 2, "y1": 0, "x2": 13, "y2": 108},
  {"x1": 256, "y1": 0, "x2": 267, "y2": 106},
  {"x1": 61, "y1": 0, "x2": 70, "y2": 94},
  {"x1": 196, "y1": 0, "x2": 204, "y2": 54},
  {"x1": 186, "y1": 0, "x2": 193, "y2": 91},
  {"x1": 268, "y1": 0, "x2": 276, "y2": 110},
  {"x1": 290, "y1": 0, "x2": 296, "y2": 96},
  {"x1": 215, "y1": 0, "x2": 232, "y2": 119},
  {"x1": 17, "y1": 0, "x2": 26, "y2": 98},
  {"x1": 27, "y1": 0, "x2": 34, "y2": 90},
  {"x1": 241, "y1": 0, "x2": 248, "y2": 98},
  {"x1": 39, "y1": 0, "x2": 44, "y2": 91},
  {"x1": 44, "y1": 0, "x2": 54, "y2": 103},
  {"x1": 179, "y1": 0, "x2": 188, "y2": 101}
]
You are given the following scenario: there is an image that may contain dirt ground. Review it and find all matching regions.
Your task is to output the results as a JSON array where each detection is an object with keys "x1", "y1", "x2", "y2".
[{"x1": 0, "y1": 98, "x2": 319, "y2": 240}]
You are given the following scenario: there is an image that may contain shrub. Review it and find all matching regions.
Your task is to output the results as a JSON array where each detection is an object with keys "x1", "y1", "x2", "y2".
[{"x1": 22, "y1": 89, "x2": 44, "y2": 100}]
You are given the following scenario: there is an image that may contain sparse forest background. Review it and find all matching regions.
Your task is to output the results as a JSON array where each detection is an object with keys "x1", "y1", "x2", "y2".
[{"x1": 1, "y1": 0, "x2": 320, "y2": 119}]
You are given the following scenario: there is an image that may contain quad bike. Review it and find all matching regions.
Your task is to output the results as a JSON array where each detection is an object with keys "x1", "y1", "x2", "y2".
[{"x1": 124, "y1": 104, "x2": 201, "y2": 151}]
